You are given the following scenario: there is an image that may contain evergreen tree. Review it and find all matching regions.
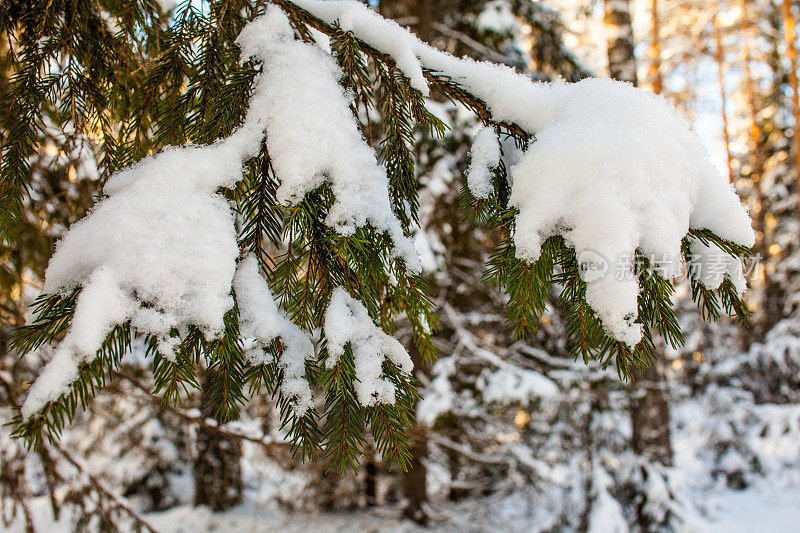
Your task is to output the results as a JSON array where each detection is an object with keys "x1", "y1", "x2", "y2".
[{"x1": 1, "y1": 2, "x2": 756, "y2": 530}]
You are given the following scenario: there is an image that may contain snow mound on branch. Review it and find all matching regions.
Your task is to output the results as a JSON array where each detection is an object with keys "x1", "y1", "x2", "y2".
[
  {"x1": 509, "y1": 79, "x2": 754, "y2": 345},
  {"x1": 24, "y1": 5, "x2": 420, "y2": 418},
  {"x1": 689, "y1": 237, "x2": 747, "y2": 295},
  {"x1": 290, "y1": 0, "x2": 429, "y2": 96},
  {"x1": 294, "y1": 0, "x2": 754, "y2": 346},
  {"x1": 26, "y1": 156, "x2": 241, "y2": 417},
  {"x1": 324, "y1": 288, "x2": 413, "y2": 406},
  {"x1": 23, "y1": 269, "x2": 139, "y2": 418},
  {"x1": 236, "y1": 7, "x2": 420, "y2": 271},
  {"x1": 466, "y1": 126, "x2": 501, "y2": 199},
  {"x1": 233, "y1": 255, "x2": 314, "y2": 415}
]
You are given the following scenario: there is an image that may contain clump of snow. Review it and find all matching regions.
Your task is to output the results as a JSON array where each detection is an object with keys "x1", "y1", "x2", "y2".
[
  {"x1": 233, "y1": 255, "x2": 314, "y2": 415},
  {"x1": 466, "y1": 126, "x2": 501, "y2": 199},
  {"x1": 323, "y1": 288, "x2": 413, "y2": 406},
  {"x1": 291, "y1": 0, "x2": 429, "y2": 96},
  {"x1": 236, "y1": 6, "x2": 420, "y2": 271},
  {"x1": 689, "y1": 237, "x2": 747, "y2": 295},
  {"x1": 23, "y1": 5, "x2": 422, "y2": 418},
  {"x1": 294, "y1": 0, "x2": 754, "y2": 346},
  {"x1": 509, "y1": 79, "x2": 753, "y2": 345},
  {"x1": 27, "y1": 146, "x2": 242, "y2": 417},
  {"x1": 22, "y1": 269, "x2": 138, "y2": 418},
  {"x1": 476, "y1": 0, "x2": 518, "y2": 34}
]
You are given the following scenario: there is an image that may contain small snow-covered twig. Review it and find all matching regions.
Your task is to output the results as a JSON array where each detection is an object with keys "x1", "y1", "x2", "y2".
[
  {"x1": 50, "y1": 441, "x2": 160, "y2": 533},
  {"x1": 324, "y1": 287, "x2": 413, "y2": 406},
  {"x1": 234, "y1": 255, "x2": 314, "y2": 415}
]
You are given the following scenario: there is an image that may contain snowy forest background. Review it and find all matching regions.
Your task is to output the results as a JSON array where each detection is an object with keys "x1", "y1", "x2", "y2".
[{"x1": 2, "y1": 0, "x2": 800, "y2": 531}]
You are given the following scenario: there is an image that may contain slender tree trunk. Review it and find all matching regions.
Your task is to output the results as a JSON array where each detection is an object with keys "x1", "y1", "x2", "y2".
[
  {"x1": 402, "y1": 425, "x2": 428, "y2": 525},
  {"x1": 578, "y1": 382, "x2": 597, "y2": 533},
  {"x1": 401, "y1": 345, "x2": 428, "y2": 524},
  {"x1": 193, "y1": 374, "x2": 243, "y2": 511},
  {"x1": 365, "y1": 455, "x2": 378, "y2": 506},
  {"x1": 713, "y1": 4, "x2": 734, "y2": 183},
  {"x1": 782, "y1": 0, "x2": 800, "y2": 222},
  {"x1": 648, "y1": 0, "x2": 663, "y2": 94},
  {"x1": 604, "y1": 0, "x2": 638, "y2": 84},
  {"x1": 739, "y1": 0, "x2": 779, "y2": 340},
  {"x1": 629, "y1": 362, "x2": 673, "y2": 466},
  {"x1": 740, "y1": 0, "x2": 767, "y2": 260},
  {"x1": 604, "y1": 2, "x2": 673, "y2": 528},
  {"x1": 416, "y1": 0, "x2": 433, "y2": 43}
]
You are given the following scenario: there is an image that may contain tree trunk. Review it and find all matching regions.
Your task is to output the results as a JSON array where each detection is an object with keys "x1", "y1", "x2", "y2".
[
  {"x1": 740, "y1": 0, "x2": 766, "y2": 261},
  {"x1": 648, "y1": 0, "x2": 663, "y2": 94},
  {"x1": 740, "y1": 0, "x2": 780, "y2": 338},
  {"x1": 401, "y1": 340, "x2": 428, "y2": 524},
  {"x1": 401, "y1": 425, "x2": 428, "y2": 525},
  {"x1": 782, "y1": 0, "x2": 800, "y2": 226},
  {"x1": 578, "y1": 381, "x2": 597, "y2": 533},
  {"x1": 630, "y1": 364, "x2": 673, "y2": 465},
  {"x1": 365, "y1": 455, "x2": 378, "y2": 506},
  {"x1": 604, "y1": 1, "x2": 674, "y2": 527},
  {"x1": 415, "y1": 0, "x2": 433, "y2": 43},
  {"x1": 712, "y1": 4, "x2": 734, "y2": 183},
  {"x1": 604, "y1": 0, "x2": 638, "y2": 84},
  {"x1": 193, "y1": 374, "x2": 243, "y2": 511}
]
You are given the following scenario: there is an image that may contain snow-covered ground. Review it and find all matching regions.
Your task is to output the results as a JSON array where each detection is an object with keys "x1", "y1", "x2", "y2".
[
  {"x1": 703, "y1": 483, "x2": 800, "y2": 533},
  {"x1": 8, "y1": 481, "x2": 800, "y2": 533},
  {"x1": 6, "y1": 397, "x2": 800, "y2": 533}
]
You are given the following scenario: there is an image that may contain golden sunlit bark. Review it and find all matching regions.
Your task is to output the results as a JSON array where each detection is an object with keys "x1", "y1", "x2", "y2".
[
  {"x1": 782, "y1": 0, "x2": 800, "y2": 222},
  {"x1": 648, "y1": 0, "x2": 663, "y2": 94},
  {"x1": 712, "y1": 3, "x2": 734, "y2": 183},
  {"x1": 739, "y1": 0, "x2": 766, "y2": 260}
]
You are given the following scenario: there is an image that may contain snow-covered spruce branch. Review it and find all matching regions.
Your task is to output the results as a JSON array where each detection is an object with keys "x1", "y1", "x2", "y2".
[
  {"x1": 284, "y1": 0, "x2": 754, "y2": 343},
  {"x1": 13, "y1": 0, "x2": 753, "y2": 469}
]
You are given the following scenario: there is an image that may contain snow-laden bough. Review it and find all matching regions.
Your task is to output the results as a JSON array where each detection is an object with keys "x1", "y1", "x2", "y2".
[
  {"x1": 233, "y1": 255, "x2": 315, "y2": 415},
  {"x1": 22, "y1": 6, "x2": 418, "y2": 419},
  {"x1": 324, "y1": 287, "x2": 414, "y2": 406},
  {"x1": 292, "y1": 0, "x2": 755, "y2": 346},
  {"x1": 23, "y1": 2, "x2": 754, "y2": 418}
]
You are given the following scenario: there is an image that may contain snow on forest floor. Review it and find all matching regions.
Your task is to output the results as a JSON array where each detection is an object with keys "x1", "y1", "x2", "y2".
[
  {"x1": 5, "y1": 396, "x2": 800, "y2": 532},
  {"x1": 703, "y1": 482, "x2": 800, "y2": 533},
  {"x1": 8, "y1": 484, "x2": 800, "y2": 533},
  {"x1": 6, "y1": 477, "x2": 800, "y2": 532}
]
